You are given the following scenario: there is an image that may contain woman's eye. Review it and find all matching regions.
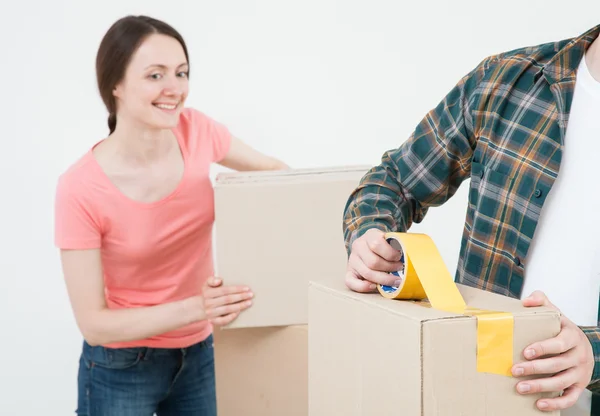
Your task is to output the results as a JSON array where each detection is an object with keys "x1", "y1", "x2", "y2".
[
  {"x1": 178, "y1": 71, "x2": 189, "y2": 78},
  {"x1": 149, "y1": 73, "x2": 162, "y2": 80}
]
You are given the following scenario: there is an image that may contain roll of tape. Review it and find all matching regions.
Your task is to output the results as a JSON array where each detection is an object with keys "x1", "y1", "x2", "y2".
[
  {"x1": 378, "y1": 233, "x2": 466, "y2": 313},
  {"x1": 377, "y1": 232, "x2": 513, "y2": 377}
]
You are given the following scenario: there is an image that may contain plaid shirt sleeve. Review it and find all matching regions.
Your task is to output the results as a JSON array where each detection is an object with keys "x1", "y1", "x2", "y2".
[
  {"x1": 342, "y1": 57, "x2": 492, "y2": 254},
  {"x1": 581, "y1": 327, "x2": 600, "y2": 390}
]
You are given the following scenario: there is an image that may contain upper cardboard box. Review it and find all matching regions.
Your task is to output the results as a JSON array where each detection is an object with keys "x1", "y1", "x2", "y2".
[
  {"x1": 308, "y1": 279, "x2": 562, "y2": 415},
  {"x1": 214, "y1": 165, "x2": 370, "y2": 329}
]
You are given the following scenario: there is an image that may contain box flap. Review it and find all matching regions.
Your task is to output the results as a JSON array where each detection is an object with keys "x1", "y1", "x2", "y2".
[
  {"x1": 309, "y1": 279, "x2": 557, "y2": 322},
  {"x1": 309, "y1": 280, "x2": 460, "y2": 321},
  {"x1": 458, "y1": 284, "x2": 555, "y2": 316},
  {"x1": 215, "y1": 165, "x2": 370, "y2": 185}
]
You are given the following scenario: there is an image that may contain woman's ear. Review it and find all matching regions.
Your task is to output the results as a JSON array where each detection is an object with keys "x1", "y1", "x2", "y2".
[{"x1": 112, "y1": 84, "x2": 121, "y2": 98}]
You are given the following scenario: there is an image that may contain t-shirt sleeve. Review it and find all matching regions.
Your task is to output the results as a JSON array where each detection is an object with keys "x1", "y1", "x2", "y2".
[
  {"x1": 207, "y1": 116, "x2": 232, "y2": 163},
  {"x1": 54, "y1": 175, "x2": 102, "y2": 250},
  {"x1": 185, "y1": 108, "x2": 232, "y2": 163}
]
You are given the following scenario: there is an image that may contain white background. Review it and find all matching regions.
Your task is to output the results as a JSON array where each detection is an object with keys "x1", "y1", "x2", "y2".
[{"x1": 1, "y1": 0, "x2": 598, "y2": 414}]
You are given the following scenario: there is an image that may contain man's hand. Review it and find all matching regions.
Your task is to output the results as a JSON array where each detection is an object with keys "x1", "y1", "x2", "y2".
[
  {"x1": 345, "y1": 228, "x2": 404, "y2": 293},
  {"x1": 202, "y1": 276, "x2": 253, "y2": 326},
  {"x1": 512, "y1": 290, "x2": 594, "y2": 412}
]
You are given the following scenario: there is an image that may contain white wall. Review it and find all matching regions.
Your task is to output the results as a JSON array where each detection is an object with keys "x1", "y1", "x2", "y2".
[{"x1": 1, "y1": 0, "x2": 597, "y2": 414}]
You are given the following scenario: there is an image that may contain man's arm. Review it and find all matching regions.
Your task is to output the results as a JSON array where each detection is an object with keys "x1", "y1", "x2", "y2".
[{"x1": 342, "y1": 57, "x2": 494, "y2": 254}]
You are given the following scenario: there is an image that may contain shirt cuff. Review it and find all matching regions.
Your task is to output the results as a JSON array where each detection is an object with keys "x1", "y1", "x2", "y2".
[{"x1": 581, "y1": 326, "x2": 600, "y2": 389}]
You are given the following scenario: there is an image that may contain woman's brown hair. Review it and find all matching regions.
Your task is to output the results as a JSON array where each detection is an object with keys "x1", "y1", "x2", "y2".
[{"x1": 95, "y1": 15, "x2": 189, "y2": 133}]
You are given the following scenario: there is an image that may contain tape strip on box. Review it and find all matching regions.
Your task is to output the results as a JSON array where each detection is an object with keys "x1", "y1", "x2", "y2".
[{"x1": 378, "y1": 232, "x2": 513, "y2": 377}]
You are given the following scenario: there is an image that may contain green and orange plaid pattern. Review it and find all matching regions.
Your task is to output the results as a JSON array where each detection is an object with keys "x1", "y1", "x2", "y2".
[{"x1": 342, "y1": 24, "x2": 600, "y2": 390}]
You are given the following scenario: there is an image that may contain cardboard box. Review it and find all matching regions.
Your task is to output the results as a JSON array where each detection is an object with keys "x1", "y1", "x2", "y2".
[
  {"x1": 308, "y1": 280, "x2": 562, "y2": 415},
  {"x1": 214, "y1": 166, "x2": 370, "y2": 328},
  {"x1": 214, "y1": 325, "x2": 308, "y2": 416}
]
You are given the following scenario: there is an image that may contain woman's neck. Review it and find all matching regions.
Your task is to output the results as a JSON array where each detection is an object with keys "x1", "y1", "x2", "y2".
[{"x1": 108, "y1": 118, "x2": 176, "y2": 165}]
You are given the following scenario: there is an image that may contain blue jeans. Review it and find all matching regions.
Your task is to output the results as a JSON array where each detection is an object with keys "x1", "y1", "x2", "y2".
[{"x1": 76, "y1": 334, "x2": 216, "y2": 416}]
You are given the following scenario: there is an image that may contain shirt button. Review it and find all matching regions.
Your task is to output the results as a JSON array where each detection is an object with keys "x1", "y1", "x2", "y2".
[{"x1": 534, "y1": 189, "x2": 542, "y2": 198}]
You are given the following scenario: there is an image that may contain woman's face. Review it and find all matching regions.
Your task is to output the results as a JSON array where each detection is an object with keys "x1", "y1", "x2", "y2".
[{"x1": 113, "y1": 33, "x2": 189, "y2": 131}]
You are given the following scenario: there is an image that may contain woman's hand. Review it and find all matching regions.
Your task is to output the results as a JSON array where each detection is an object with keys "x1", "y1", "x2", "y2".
[{"x1": 202, "y1": 276, "x2": 254, "y2": 326}]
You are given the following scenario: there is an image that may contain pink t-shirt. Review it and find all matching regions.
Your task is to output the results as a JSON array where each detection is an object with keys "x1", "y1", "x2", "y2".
[{"x1": 54, "y1": 108, "x2": 231, "y2": 349}]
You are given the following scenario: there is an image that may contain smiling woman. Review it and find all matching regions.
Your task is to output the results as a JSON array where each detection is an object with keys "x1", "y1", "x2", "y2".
[
  {"x1": 95, "y1": 16, "x2": 191, "y2": 135},
  {"x1": 53, "y1": 15, "x2": 289, "y2": 416}
]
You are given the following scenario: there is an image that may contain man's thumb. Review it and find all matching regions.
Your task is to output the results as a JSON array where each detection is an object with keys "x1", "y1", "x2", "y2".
[{"x1": 522, "y1": 290, "x2": 557, "y2": 310}]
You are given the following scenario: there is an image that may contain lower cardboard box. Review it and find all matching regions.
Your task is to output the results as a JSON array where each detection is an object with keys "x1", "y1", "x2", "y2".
[
  {"x1": 214, "y1": 325, "x2": 308, "y2": 416},
  {"x1": 308, "y1": 279, "x2": 562, "y2": 416}
]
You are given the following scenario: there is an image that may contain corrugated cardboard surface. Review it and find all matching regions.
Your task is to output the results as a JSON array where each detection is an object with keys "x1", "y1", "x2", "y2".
[
  {"x1": 214, "y1": 325, "x2": 308, "y2": 416},
  {"x1": 214, "y1": 166, "x2": 370, "y2": 329},
  {"x1": 308, "y1": 280, "x2": 562, "y2": 415}
]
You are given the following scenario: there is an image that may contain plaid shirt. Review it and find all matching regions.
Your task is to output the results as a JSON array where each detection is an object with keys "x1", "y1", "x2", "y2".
[{"x1": 343, "y1": 24, "x2": 600, "y2": 391}]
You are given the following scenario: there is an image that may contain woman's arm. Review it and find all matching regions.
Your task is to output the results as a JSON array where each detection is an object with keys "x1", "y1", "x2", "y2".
[
  {"x1": 218, "y1": 136, "x2": 289, "y2": 171},
  {"x1": 60, "y1": 248, "x2": 206, "y2": 346}
]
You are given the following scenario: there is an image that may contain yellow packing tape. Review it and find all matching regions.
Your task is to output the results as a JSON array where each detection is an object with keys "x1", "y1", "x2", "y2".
[{"x1": 378, "y1": 232, "x2": 513, "y2": 377}]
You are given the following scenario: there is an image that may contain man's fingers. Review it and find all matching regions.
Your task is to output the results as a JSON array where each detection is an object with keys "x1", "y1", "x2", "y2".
[
  {"x1": 512, "y1": 349, "x2": 575, "y2": 377},
  {"x1": 516, "y1": 368, "x2": 578, "y2": 395},
  {"x1": 351, "y1": 256, "x2": 399, "y2": 287},
  {"x1": 534, "y1": 385, "x2": 583, "y2": 412},
  {"x1": 522, "y1": 290, "x2": 559, "y2": 311},
  {"x1": 357, "y1": 248, "x2": 403, "y2": 273},
  {"x1": 366, "y1": 233, "x2": 402, "y2": 262},
  {"x1": 345, "y1": 270, "x2": 377, "y2": 293},
  {"x1": 345, "y1": 229, "x2": 403, "y2": 295},
  {"x1": 523, "y1": 320, "x2": 576, "y2": 359}
]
